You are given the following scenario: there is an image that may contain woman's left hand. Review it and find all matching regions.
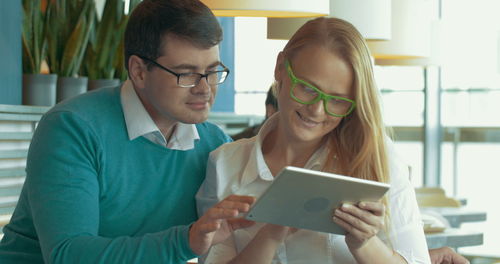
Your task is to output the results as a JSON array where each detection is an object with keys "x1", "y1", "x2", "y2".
[{"x1": 333, "y1": 201, "x2": 385, "y2": 250}]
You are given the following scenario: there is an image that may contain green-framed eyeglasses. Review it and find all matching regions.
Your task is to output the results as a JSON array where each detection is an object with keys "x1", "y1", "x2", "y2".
[{"x1": 286, "y1": 60, "x2": 356, "y2": 117}]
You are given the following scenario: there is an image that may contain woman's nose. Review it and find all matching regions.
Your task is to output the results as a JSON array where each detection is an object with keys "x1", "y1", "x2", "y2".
[{"x1": 307, "y1": 99, "x2": 325, "y2": 116}]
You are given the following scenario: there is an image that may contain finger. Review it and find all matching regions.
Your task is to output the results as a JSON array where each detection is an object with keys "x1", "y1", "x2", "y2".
[
  {"x1": 224, "y1": 195, "x2": 256, "y2": 205},
  {"x1": 453, "y1": 255, "x2": 470, "y2": 264},
  {"x1": 215, "y1": 200, "x2": 250, "y2": 213},
  {"x1": 339, "y1": 203, "x2": 383, "y2": 228},
  {"x1": 201, "y1": 197, "x2": 257, "y2": 226},
  {"x1": 204, "y1": 206, "x2": 239, "y2": 221},
  {"x1": 342, "y1": 202, "x2": 384, "y2": 218},
  {"x1": 333, "y1": 214, "x2": 364, "y2": 238},
  {"x1": 358, "y1": 201, "x2": 385, "y2": 216},
  {"x1": 334, "y1": 208, "x2": 373, "y2": 234},
  {"x1": 196, "y1": 220, "x2": 222, "y2": 234},
  {"x1": 216, "y1": 195, "x2": 256, "y2": 212}
]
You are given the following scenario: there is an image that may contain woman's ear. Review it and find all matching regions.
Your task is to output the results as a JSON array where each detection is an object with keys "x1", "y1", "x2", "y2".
[
  {"x1": 128, "y1": 55, "x2": 147, "y2": 90},
  {"x1": 274, "y1": 52, "x2": 285, "y2": 82}
]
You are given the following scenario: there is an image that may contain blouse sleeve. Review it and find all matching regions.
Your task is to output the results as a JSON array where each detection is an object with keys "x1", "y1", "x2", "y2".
[
  {"x1": 196, "y1": 151, "x2": 221, "y2": 217},
  {"x1": 196, "y1": 150, "x2": 239, "y2": 264},
  {"x1": 384, "y1": 143, "x2": 431, "y2": 264}
]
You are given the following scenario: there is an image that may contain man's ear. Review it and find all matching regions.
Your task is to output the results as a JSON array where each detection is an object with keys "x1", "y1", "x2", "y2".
[
  {"x1": 128, "y1": 55, "x2": 148, "y2": 90},
  {"x1": 274, "y1": 52, "x2": 285, "y2": 82}
]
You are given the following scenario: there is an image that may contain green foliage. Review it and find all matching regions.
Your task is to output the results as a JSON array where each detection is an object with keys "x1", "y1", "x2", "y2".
[
  {"x1": 46, "y1": 0, "x2": 95, "y2": 77},
  {"x1": 21, "y1": 0, "x2": 46, "y2": 74},
  {"x1": 83, "y1": 0, "x2": 141, "y2": 81},
  {"x1": 114, "y1": 0, "x2": 142, "y2": 81}
]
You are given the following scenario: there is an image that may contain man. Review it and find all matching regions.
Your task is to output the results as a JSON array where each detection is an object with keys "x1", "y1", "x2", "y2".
[{"x1": 0, "y1": 1, "x2": 253, "y2": 263}]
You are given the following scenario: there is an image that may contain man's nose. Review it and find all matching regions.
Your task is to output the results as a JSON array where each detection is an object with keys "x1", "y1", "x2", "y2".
[{"x1": 191, "y1": 76, "x2": 211, "y2": 95}]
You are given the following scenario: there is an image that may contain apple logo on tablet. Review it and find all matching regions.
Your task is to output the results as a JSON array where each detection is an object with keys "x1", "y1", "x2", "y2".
[{"x1": 303, "y1": 197, "x2": 329, "y2": 212}]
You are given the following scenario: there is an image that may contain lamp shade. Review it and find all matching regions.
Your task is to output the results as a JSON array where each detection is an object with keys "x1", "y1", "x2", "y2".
[
  {"x1": 267, "y1": 0, "x2": 391, "y2": 40},
  {"x1": 375, "y1": 20, "x2": 442, "y2": 66},
  {"x1": 201, "y1": 0, "x2": 329, "y2": 18},
  {"x1": 368, "y1": 0, "x2": 432, "y2": 59}
]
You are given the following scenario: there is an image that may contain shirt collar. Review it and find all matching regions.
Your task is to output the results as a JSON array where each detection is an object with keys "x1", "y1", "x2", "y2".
[
  {"x1": 120, "y1": 80, "x2": 199, "y2": 150},
  {"x1": 240, "y1": 113, "x2": 330, "y2": 186}
]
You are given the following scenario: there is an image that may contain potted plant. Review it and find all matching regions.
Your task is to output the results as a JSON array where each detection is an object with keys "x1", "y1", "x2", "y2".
[
  {"x1": 21, "y1": 0, "x2": 57, "y2": 106},
  {"x1": 83, "y1": 0, "x2": 131, "y2": 90},
  {"x1": 45, "y1": 0, "x2": 95, "y2": 103},
  {"x1": 114, "y1": 0, "x2": 142, "y2": 82}
]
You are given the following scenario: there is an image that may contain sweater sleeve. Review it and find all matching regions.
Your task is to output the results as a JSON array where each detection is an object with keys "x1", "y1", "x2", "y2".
[{"x1": 25, "y1": 111, "x2": 197, "y2": 264}]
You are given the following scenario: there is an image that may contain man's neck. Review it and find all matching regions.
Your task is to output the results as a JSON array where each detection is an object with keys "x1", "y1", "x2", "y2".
[
  {"x1": 159, "y1": 122, "x2": 177, "y2": 142},
  {"x1": 134, "y1": 86, "x2": 178, "y2": 141}
]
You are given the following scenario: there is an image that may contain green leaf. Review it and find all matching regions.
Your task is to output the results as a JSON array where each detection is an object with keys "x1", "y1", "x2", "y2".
[
  {"x1": 44, "y1": 0, "x2": 95, "y2": 76},
  {"x1": 83, "y1": 0, "x2": 131, "y2": 80},
  {"x1": 21, "y1": 0, "x2": 45, "y2": 74},
  {"x1": 22, "y1": 32, "x2": 35, "y2": 74}
]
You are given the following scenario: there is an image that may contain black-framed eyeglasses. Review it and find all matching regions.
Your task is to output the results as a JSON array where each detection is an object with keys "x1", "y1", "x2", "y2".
[{"x1": 136, "y1": 55, "x2": 230, "y2": 88}]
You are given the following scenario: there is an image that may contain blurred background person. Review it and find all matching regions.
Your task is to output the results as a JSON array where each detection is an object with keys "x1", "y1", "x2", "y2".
[{"x1": 231, "y1": 84, "x2": 278, "y2": 141}]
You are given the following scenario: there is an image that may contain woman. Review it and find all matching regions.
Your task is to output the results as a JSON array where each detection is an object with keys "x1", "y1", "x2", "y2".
[{"x1": 197, "y1": 17, "x2": 430, "y2": 264}]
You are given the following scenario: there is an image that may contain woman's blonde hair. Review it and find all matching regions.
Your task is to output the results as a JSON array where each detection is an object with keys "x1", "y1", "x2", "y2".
[
  {"x1": 282, "y1": 17, "x2": 389, "y2": 184},
  {"x1": 279, "y1": 17, "x2": 392, "y2": 235}
]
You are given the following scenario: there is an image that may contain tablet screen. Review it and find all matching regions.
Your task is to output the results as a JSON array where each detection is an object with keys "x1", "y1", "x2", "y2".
[{"x1": 245, "y1": 166, "x2": 390, "y2": 235}]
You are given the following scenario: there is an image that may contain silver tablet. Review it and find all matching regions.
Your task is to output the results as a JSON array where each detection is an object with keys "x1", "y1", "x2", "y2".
[{"x1": 245, "y1": 166, "x2": 390, "y2": 235}]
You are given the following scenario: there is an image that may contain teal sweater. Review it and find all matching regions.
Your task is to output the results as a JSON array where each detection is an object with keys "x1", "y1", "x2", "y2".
[{"x1": 0, "y1": 86, "x2": 231, "y2": 263}]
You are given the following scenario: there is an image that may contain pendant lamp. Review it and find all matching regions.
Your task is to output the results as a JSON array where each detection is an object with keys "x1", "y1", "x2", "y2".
[
  {"x1": 267, "y1": 0, "x2": 391, "y2": 40},
  {"x1": 368, "y1": 0, "x2": 433, "y2": 59},
  {"x1": 201, "y1": 0, "x2": 329, "y2": 18}
]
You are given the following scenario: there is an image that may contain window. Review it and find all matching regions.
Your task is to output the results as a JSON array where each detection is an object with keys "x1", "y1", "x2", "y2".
[
  {"x1": 439, "y1": 0, "x2": 500, "y2": 256},
  {"x1": 234, "y1": 17, "x2": 286, "y2": 116},
  {"x1": 374, "y1": 66, "x2": 425, "y2": 186}
]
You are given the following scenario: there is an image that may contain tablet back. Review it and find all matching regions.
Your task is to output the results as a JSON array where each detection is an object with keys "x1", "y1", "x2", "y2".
[{"x1": 245, "y1": 166, "x2": 390, "y2": 235}]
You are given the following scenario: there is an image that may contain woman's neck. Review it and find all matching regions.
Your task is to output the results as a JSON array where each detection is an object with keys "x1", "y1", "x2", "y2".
[{"x1": 262, "y1": 123, "x2": 325, "y2": 176}]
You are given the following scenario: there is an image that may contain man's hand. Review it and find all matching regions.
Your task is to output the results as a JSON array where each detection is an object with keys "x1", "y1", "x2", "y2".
[
  {"x1": 429, "y1": 247, "x2": 469, "y2": 264},
  {"x1": 189, "y1": 195, "x2": 255, "y2": 255}
]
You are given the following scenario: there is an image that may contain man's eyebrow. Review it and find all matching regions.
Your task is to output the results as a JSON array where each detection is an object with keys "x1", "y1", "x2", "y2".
[
  {"x1": 170, "y1": 64, "x2": 197, "y2": 71},
  {"x1": 170, "y1": 61, "x2": 222, "y2": 71}
]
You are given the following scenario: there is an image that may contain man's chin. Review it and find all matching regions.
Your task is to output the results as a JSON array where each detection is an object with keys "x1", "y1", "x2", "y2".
[{"x1": 181, "y1": 110, "x2": 210, "y2": 124}]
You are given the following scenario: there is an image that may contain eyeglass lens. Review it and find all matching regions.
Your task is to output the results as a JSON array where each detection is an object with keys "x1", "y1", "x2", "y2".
[
  {"x1": 178, "y1": 71, "x2": 228, "y2": 87},
  {"x1": 291, "y1": 83, "x2": 353, "y2": 116}
]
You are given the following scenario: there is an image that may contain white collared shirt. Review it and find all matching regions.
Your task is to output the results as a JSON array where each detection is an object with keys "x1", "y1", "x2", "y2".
[
  {"x1": 120, "y1": 80, "x2": 199, "y2": 150},
  {"x1": 196, "y1": 114, "x2": 431, "y2": 264}
]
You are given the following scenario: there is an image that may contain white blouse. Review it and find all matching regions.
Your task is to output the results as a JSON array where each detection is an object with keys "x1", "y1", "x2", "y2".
[{"x1": 196, "y1": 114, "x2": 431, "y2": 264}]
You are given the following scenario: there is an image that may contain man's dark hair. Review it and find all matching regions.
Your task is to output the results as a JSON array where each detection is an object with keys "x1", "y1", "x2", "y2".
[
  {"x1": 124, "y1": 0, "x2": 222, "y2": 71},
  {"x1": 265, "y1": 86, "x2": 278, "y2": 110}
]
